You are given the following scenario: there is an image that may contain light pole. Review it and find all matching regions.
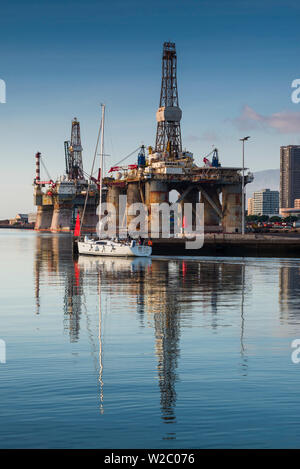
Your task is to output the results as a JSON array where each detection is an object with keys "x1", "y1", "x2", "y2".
[{"x1": 240, "y1": 136, "x2": 250, "y2": 235}]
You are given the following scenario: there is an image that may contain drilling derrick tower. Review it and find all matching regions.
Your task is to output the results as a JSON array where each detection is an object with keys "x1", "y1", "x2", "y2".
[
  {"x1": 155, "y1": 42, "x2": 182, "y2": 158},
  {"x1": 65, "y1": 118, "x2": 84, "y2": 180}
]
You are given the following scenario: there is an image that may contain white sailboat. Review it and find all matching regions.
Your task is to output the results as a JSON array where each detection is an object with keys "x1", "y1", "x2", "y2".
[
  {"x1": 78, "y1": 237, "x2": 152, "y2": 257},
  {"x1": 77, "y1": 104, "x2": 152, "y2": 258}
]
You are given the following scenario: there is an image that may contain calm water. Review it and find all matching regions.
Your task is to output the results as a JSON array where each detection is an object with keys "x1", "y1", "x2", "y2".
[{"x1": 1, "y1": 230, "x2": 300, "y2": 448}]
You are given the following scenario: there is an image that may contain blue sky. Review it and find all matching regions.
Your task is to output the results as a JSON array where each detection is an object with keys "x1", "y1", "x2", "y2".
[{"x1": 1, "y1": 0, "x2": 300, "y2": 217}]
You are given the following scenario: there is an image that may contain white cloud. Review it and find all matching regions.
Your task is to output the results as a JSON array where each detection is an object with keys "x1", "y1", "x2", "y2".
[{"x1": 233, "y1": 105, "x2": 300, "y2": 134}]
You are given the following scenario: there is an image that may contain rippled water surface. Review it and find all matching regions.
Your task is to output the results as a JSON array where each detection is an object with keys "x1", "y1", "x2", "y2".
[{"x1": 1, "y1": 230, "x2": 300, "y2": 448}]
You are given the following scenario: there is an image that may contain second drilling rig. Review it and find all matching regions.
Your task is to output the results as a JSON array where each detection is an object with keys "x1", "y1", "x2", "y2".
[{"x1": 33, "y1": 118, "x2": 99, "y2": 232}]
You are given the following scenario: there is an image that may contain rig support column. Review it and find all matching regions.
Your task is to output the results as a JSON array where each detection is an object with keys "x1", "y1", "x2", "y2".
[
  {"x1": 200, "y1": 186, "x2": 221, "y2": 228},
  {"x1": 145, "y1": 180, "x2": 169, "y2": 237},
  {"x1": 35, "y1": 205, "x2": 54, "y2": 231},
  {"x1": 222, "y1": 184, "x2": 242, "y2": 233},
  {"x1": 106, "y1": 185, "x2": 123, "y2": 235},
  {"x1": 179, "y1": 187, "x2": 199, "y2": 230},
  {"x1": 50, "y1": 202, "x2": 73, "y2": 232},
  {"x1": 127, "y1": 182, "x2": 143, "y2": 235},
  {"x1": 77, "y1": 205, "x2": 98, "y2": 234},
  {"x1": 145, "y1": 180, "x2": 169, "y2": 205}
]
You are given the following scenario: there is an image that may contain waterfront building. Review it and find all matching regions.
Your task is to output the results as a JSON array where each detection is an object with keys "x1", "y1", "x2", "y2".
[
  {"x1": 252, "y1": 189, "x2": 279, "y2": 216},
  {"x1": 9, "y1": 213, "x2": 28, "y2": 225},
  {"x1": 247, "y1": 197, "x2": 254, "y2": 215},
  {"x1": 280, "y1": 145, "x2": 300, "y2": 208},
  {"x1": 294, "y1": 199, "x2": 300, "y2": 209}
]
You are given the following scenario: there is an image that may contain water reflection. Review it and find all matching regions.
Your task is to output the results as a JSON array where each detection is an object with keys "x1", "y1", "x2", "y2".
[
  {"x1": 3, "y1": 229, "x2": 300, "y2": 448},
  {"x1": 63, "y1": 260, "x2": 83, "y2": 342},
  {"x1": 34, "y1": 234, "x2": 252, "y2": 434},
  {"x1": 279, "y1": 265, "x2": 300, "y2": 321},
  {"x1": 240, "y1": 263, "x2": 248, "y2": 375},
  {"x1": 145, "y1": 261, "x2": 180, "y2": 426},
  {"x1": 34, "y1": 235, "x2": 83, "y2": 341}
]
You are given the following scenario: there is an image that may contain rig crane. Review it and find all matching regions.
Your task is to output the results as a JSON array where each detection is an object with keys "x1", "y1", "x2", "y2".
[{"x1": 203, "y1": 148, "x2": 221, "y2": 168}]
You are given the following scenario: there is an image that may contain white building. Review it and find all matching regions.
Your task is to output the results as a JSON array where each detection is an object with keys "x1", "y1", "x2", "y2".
[
  {"x1": 252, "y1": 189, "x2": 279, "y2": 215},
  {"x1": 247, "y1": 197, "x2": 254, "y2": 215}
]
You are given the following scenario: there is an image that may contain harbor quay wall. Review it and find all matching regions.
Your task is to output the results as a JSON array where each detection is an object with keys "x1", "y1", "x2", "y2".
[{"x1": 150, "y1": 233, "x2": 300, "y2": 257}]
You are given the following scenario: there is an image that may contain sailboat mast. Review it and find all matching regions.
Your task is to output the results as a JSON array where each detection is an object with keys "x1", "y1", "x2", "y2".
[{"x1": 99, "y1": 104, "x2": 106, "y2": 233}]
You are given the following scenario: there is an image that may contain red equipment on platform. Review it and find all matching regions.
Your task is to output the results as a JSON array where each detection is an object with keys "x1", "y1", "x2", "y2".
[
  {"x1": 74, "y1": 213, "x2": 81, "y2": 237},
  {"x1": 108, "y1": 164, "x2": 138, "y2": 173}
]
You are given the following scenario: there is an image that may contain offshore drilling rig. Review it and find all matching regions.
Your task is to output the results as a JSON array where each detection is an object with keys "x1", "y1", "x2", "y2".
[
  {"x1": 33, "y1": 118, "x2": 99, "y2": 232},
  {"x1": 33, "y1": 42, "x2": 253, "y2": 234},
  {"x1": 104, "y1": 42, "x2": 253, "y2": 234}
]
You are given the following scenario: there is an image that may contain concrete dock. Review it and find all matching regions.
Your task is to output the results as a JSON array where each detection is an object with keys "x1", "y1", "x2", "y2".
[{"x1": 151, "y1": 233, "x2": 300, "y2": 257}]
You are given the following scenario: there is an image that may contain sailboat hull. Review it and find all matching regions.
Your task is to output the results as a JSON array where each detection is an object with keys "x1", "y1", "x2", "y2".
[{"x1": 77, "y1": 241, "x2": 152, "y2": 257}]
